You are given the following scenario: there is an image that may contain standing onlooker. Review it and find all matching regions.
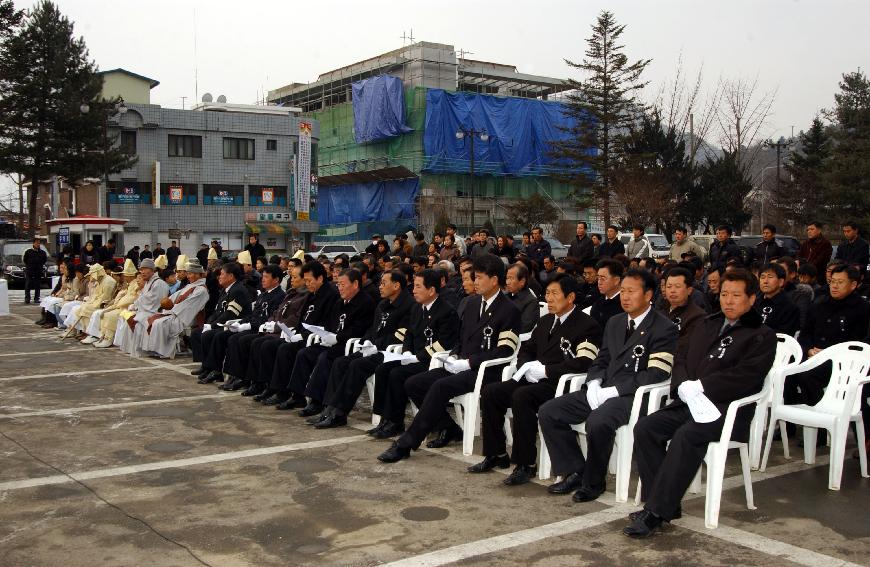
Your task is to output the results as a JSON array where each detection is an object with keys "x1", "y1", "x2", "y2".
[
  {"x1": 153, "y1": 242, "x2": 166, "y2": 259},
  {"x1": 520, "y1": 232, "x2": 532, "y2": 254},
  {"x1": 439, "y1": 234, "x2": 460, "y2": 263},
  {"x1": 669, "y1": 227, "x2": 705, "y2": 261},
  {"x1": 798, "y1": 221, "x2": 832, "y2": 274},
  {"x1": 244, "y1": 234, "x2": 266, "y2": 261},
  {"x1": 412, "y1": 232, "x2": 428, "y2": 258},
  {"x1": 567, "y1": 222, "x2": 594, "y2": 263},
  {"x1": 23, "y1": 237, "x2": 47, "y2": 304},
  {"x1": 494, "y1": 235, "x2": 515, "y2": 264},
  {"x1": 754, "y1": 224, "x2": 785, "y2": 265},
  {"x1": 80, "y1": 240, "x2": 99, "y2": 265},
  {"x1": 166, "y1": 240, "x2": 182, "y2": 270},
  {"x1": 590, "y1": 233, "x2": 602, "y2": 258},
  {"x1": 365, "y1": 234, "x2": 381, "y2": 255},
  {"x1": 625, "y1": 225, "x2": 652, "y2": 259},
  {"x1": 211, "y1": 240, "x2": 223, "y2": 260},
  {"x1": 196, "y1": 244, "x2": 209, "y2": 269},
  {"x1": 834, "y1": 220, "x2": 869, "y2": 272},
  {"x1": 125, "y1": 245, "x2": 140, "y2": 267},
  {"x1": 708, "y1": 225, "x2": 741, "y2": 271},
  {"x1": 526, "y1": 227, "x2": 551, "y2": 266},
  {"x1": 96, "y1": 239, "x2": 116, "y2": 263},
  {"x1": 139, "y1": 245, "x2": 153, "y2": 260},
  {"x1": 597, "y1": 225, "x2": 625, "y2": 258},
  {"x1": 446, "y1": 224, "x2": 466, "y2": 255}
]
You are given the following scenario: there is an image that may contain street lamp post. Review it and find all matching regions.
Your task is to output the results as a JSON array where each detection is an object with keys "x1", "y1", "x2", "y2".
[
  {"x1": 81, "y1": 98, "x2": 127, "y2": 217},
  {"x1": 455, "y1": 127, "x2": 489, "y2": 232}
]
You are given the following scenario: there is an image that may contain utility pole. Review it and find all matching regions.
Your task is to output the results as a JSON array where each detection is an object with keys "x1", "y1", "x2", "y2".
[{"x1": 455, "y1": 127, "x2": 489, "y2": 232}]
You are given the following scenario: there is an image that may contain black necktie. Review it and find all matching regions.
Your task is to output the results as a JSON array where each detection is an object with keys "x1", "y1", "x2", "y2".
[
  {"x1": 550, "y1": 318, "x2": 562, "y2": 337},
  {"x1": 625, "y1": 319, "x2": 636, "y2": 343}
]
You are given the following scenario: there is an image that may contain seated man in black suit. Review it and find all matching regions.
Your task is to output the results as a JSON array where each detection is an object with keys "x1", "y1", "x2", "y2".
[
  {"x1": 469, "y1": 274, "x2": 602, "y2": 485},
  {"x1": 625, "y1": 268, "x2": 776, "y2": 537},
  {"x1": 538, "y1": 268, "x2": 678, "y2": 502},
  {"x1": 377, "y1": 254, "x2": 521, "y2": 462}
]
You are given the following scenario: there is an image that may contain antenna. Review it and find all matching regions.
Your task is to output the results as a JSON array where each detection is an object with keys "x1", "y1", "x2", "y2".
[
  {"x1": 180, "y1": 96, "x2": 187, "y2": 109},
  {"x1": 400, "y1": 29, "x2": 415, "y2": 46},
  {"x1": 193, "y1": 8, "x2": 199, "y2": 103}
]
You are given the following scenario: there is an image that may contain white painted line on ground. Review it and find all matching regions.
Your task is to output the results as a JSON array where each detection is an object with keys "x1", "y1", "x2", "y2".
[
  {"x1": 0, "y1": 434, "x2": 369, "y2": 492},
  {"x1": 0, "y1": 366, "x2": 150, "y2": 383},
  {"x1": 675, "y1": 516, "x2": 866, "y2": 567},
  {"x1": 0, "y1": 348, "x2": 91, "y2": 357},
  {"x1": 382, "y1": 506, "x2": 633, "y2": 567},
  {"x1": 0, "y1": 333, "x2": 61, "y2": 340},
  {"x1": 142, "y1": 357, "x2": 201, "y2": 376},
  {"x1": 0, "y1": 393, "x2": 231, "y2": 419}
]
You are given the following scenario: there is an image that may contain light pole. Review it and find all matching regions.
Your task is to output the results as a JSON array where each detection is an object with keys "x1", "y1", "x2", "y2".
[
  {"x1": 455, "y1": 127, "x2": 489, "y2": 232},
  {"x1": 81, "y1": 98, "x2": 127, "y2": 217},
  {"x1": 757, "y1": 165, "x2": 778, "y2": 228}
]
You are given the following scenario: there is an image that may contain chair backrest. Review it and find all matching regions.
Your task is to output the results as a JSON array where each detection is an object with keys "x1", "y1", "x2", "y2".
[
  {"x1": 539, "y1": 302, "x2": 548, "y2": 318},
  {"x1": 814, "y1": 342, "x2": 870, "y2": 416},
  {"x1": 774, "y1": 333, "x2": 802, "y2": 369}
]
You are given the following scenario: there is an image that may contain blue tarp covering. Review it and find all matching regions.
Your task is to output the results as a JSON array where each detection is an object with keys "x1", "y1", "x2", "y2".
[
  {"x1": 318, "y1": 177, "x2": 419, "y2": 226},
  {"x1": 352, "y1": 76, "x2": 413, "y2": 144},
  {"x1": 423, "y1": 89, "x2": 594, "y2": 176}
]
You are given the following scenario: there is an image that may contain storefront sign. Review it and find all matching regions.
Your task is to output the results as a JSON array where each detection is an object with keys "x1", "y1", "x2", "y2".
[
  {"x1": 169, "y1": 185, "x2": 184, "y2": 204},
  {"x1": 58, "y1": 227, "x2": 70, "y2": 245},
  {"x1": 118, "y1": 185, "x2": 141, "y2": 204},
  {"x1": 295, "y1": 121, "x2": 312, "y2": 221},
  {"x1": 213, "y1": 189, "x2": 233, "y2": 205},
  {"x1": 261, "y1": 187, "x2": 275, "y2": 205}
]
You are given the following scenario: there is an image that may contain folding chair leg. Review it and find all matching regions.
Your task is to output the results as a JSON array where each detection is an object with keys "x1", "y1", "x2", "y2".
[
  {"x1": 828, "y1": 424, "x2": 847, "y2": 491},
  {"x1": 856, "y1": 419, "x2": 868, "y2": 478},
  {"x1": 780, "y1": 421, "x2": 790, "y2": 460},
  {"x1": 614, "y1": 429, "x2": 632, "y2": 503},
  {"x1": 803, "y1": 426, "x2": 819, "y2": 465},
  {"x1": 462, "y1": 399, "x2": 477, "y2": 456},
  {"x1": 704, "y1": 449, "x2": 725, "y2": 529},
  {"x1": 760, "y1": 415, "x2": 777, "y2": 472},
  {"x1": 739, "y1": 445, "x2": 756, "y2": 510},
  {"x1": 538, "y1": 432, "x2": 551, "y2": 480},
  {"x1": 366, "y1": 376, "x2": 379, "y2": 426}
]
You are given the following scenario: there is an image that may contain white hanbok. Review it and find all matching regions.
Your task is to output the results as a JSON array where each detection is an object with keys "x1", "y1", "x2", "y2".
[{"x1": 142, "y1": 280, "x2": 209, "y2": 358}]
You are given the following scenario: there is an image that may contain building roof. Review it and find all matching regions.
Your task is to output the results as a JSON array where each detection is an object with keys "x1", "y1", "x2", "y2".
[
  {"x1": 45, "y1": 215, "x2": 129, "y2": 226},
  {"x1": 97, "y1": 68, "x2": 160, "y2": 89}
]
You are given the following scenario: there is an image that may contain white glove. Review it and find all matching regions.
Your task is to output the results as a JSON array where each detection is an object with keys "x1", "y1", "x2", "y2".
[
  {"x1": 526, "y1": 361, "x2": 547, "y2": 381},
  {"x1": 320, "y1": 333, "x2": 338, "y2": 347},
  {"x1": 585, "y1": 380, "x2": 602, "y2": 410},
  {"x1": 677, "y1": 379, "x2": 704, "y2": 403},
  {"x1": 290, "y1": 332, "x2": 303, "y2": 343},
  {"x1": 258, "y1": 323, "x2": 266, "y2": 333},
  {"x1": 360, "y1": 341, "x2": 378, "y2": 357},
  {"x1": 596, "y1": 386, "x2": 619, "y2": 406},
  {"x1": 401, "y1": 351, "x2": 419, "y2": 366},
  {"x1": 263, "y1": 321, "x2": 276, "y2": 333},
  {"x1": 281, "y1": 329, "x2": 296, "y2": 343},
  {"x1": 237, "y1": 322, "x2": 251, "y2": 332},
  {"x1": 444, "y1": 357, "x2": 471, "y2": 374},
  {"x1": 202, "y1": 324, "x2": 212, "y2": 333}
]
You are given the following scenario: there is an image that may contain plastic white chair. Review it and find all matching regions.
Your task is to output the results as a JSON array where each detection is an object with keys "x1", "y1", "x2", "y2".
[
  {"x1": 760, "y1": 341, "x2": 870, "y2": 490},
  {"x1": 749, "y1": 334, "x2": 803, "y2": 469},
  {"x1": 537, "y1": 373, "x2": 588, "y2": 480},
  {"x1": 538, "y1": 302, "x2": 548, "y2": 318}
]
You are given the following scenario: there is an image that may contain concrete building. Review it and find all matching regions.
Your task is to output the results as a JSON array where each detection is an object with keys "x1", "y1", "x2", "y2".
[
  {"x1": 267, "y1": 41, "x2": 589, "y2": 242},
  {"x1": 99, "y1": 69, "x2": 320, "y2": 257}
]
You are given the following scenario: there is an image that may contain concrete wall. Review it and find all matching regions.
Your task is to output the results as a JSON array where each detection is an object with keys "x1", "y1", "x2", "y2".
[{"x1": 101, "y1": 73, "x2": 152, "y2": 105}]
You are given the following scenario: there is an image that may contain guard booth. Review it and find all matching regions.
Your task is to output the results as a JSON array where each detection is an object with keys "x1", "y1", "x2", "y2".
[{"x1": 44, "y1": 215, "x2": 128, "y2": 257}]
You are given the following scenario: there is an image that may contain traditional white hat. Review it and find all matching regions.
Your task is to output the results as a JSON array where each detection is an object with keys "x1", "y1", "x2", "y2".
[
  {"x1": 207, "y1": 248, "x2": 218, "y2": 261},
  {"x1": 176, "y1": 254, "x2": 190, "y2": 270},
  {"x1": 154, "y1": 254, "x2": 169, "y2": 269},
  {"x1": 237, "y1": 250, "x2": 252, "y2": 265},
  {"x1": 292, "y1": 249, "x2": 305, "y2": 261},
  {"x1": 115, "y1": 258, "x2": 138, "y2": 276},
  {"x1": 86, "y1": 263, "x2": 106, "y2": 279}
]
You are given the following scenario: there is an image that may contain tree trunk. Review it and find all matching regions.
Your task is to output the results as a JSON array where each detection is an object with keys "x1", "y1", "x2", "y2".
[{"x1": 16, "y1": 174, "x2": 24, "y2": 235}]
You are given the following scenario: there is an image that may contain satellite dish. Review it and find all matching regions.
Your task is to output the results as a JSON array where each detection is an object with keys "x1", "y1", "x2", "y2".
[
  {"x1": 201, "y1": 93, "x2": 213, "y2": 103},
  {"x1": 216, "y1": 95, "x2": 227, "y2": 103}
]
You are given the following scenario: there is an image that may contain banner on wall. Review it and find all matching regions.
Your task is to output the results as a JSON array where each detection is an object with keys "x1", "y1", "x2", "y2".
[
  {"x1": 295, "y1": 121, "x2": 312, "y2": 220},
  {"x1": 169, "y1": 185, "x2": 184, "y2": 204},
  {"x1": 213, "y1": 189, "x2": 233, "y2": 205},
  {"x1": 152, "y1": 161, "x2": 161, "y2": 209},
  {"x1": 261, "y1": 187, "x2": 275, "y2": 205}
]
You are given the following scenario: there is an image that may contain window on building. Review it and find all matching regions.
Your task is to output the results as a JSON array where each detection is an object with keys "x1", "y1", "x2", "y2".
[
  {"x1": 266, "y1": 139, "x2": 277, "y2": 151},
  {"x1": 120, "y1": 131, "x2": 137, "y2": 154},
  {"x1": 168, "y1": 134, "x2": 203, "y2": 158},
  {"x1": 223, "y1": 137, "x2": 255, "y2": 160},
  {"x1": 203, "y1": 184, "x2": 244, "y2": 206}
]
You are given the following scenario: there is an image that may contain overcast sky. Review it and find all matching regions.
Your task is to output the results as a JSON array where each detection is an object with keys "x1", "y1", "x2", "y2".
[{"x1": 2, "y1": 0, "x2": 868, "y2": 203}]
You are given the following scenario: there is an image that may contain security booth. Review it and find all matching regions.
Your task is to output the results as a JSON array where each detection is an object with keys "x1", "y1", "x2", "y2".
[
  {"x1": 243, "y1": 212, "x2": 319, "y2": 254},
  {"x1": 44, "y1": 215, "x2": 128, "y2": 257}
]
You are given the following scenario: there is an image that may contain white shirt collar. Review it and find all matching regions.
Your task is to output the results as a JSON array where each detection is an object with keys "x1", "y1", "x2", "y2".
[
  {"x1": 422, "y1": 297, "x2": 437, "y2": 311},
  {"x1": 551, "y1": 306, "x2": 575, "y2": 331},
  {"x1": 628, "y1": 304, "x2": 652, "y2": 328},
  {"x1": 481, "y1": 291, "x2": 499, "y2": 313}
]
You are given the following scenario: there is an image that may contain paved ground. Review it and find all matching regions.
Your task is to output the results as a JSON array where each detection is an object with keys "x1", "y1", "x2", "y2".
[{"x1": 1, "y1": 293, "x2": 868, "y2": 567}]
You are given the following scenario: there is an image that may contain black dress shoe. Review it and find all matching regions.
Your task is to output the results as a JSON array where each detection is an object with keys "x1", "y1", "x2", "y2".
[
  {"x1": 190, "y1": 366, "x2": 205, "y2": 376},
  {"x1": 306, "y1": 409, "x2": 331, "y2": 424},
  {"x1": 548, "y1": 471, "x2": 583, "y2": 494},
  {"x1": 372, "y1": 421, "x2": 405, "y2": 439},
  {"x1": 262, "y1": 393, "x2": 288, "y2": 406},
  {"x1": 299, "y1": 401, "x2": 324, "y2": 417},
  {"x1": 198, "y1": 371, "x2": 224, "y2": 384},
  {"x1": 241, "y1": 384, "x2": 264, "y2": 397},
  {"x1": 629, "y1": 508, "x2": 680, "y2": 522},
  {"x1": 35, "y1": 318, "x2": 46, "y2": 325},
  {"x1": 623, "y1": 510, "x2": 664, "y2": 538},
  {"x1": 366, "y1": 421, "x2": 386, "y2": 435},
  {"x1": 219, "y1": 378, "x2": 248, "y2": 391},
  {"x1": 467, "y1": 454, "x2": 511, "y2": 473},
  {"x1": 276, "y1": 396, "x2": 307, "y2": 410},
  {"x1": 572, "y1": 485, "x2": 605, "y2": 502},
  {"x1": 377, "y1": 442, "x2": 411, "y2": 463},
  {"x1": 426, "y1": 425, "x2": 463, "y2": 448},
  {"x1": 253, "y1": 389, "x2": 275, "y2": 402},
  {"x1": 503, "y1": 464, "x2": 537, "y2": 486},
  {"x1": 314, "y1": 414, "x2": 347, "y2": 429}
]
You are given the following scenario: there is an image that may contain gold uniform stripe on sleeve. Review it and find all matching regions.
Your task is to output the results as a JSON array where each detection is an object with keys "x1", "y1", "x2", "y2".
[
  {"x1": 647, "y1": 359, "x2": 673, "y2": 373},
  {"x1": 575, "y1": 341, "x2": 599, "y2": 358},
  {"x1": 394, "y1": 328, "x2": 407, "y2": 341},
  {"x1": 650, "y1": 352, "x2": 674, "y2": 365}
]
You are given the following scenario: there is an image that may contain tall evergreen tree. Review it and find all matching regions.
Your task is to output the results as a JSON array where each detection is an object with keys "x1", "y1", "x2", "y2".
[
  {"x1": 550, "y1": 10, "x2": 650, "y2": 227},
  {"x1": 776, "y1": 117, "x2": 830, "y2": 226},
  {"x1": 823, "y1": 71, "x2": 870, "y2": 228},
  {"x1": 695, "y1": 150, "x2": 753, "y2": 233},
  {"x1": 0, "y1": 0, "x2": 22, "y2": 43},
  {"x1": 0, "y1": 1, "x2": 135, "y2": 236}
]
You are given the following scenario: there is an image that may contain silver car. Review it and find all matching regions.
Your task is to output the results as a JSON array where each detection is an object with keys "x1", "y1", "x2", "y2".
[{"x1": 314, "y1": 244, "x2": 360, "y2": 260}]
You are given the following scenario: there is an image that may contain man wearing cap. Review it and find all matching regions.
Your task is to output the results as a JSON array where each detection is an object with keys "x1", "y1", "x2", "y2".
[
  {"x1": 65, "y1": 263, "x2": 117, "y2": 339},
  {"x1": 115, "y1": 258, "x2": 171, "y2": 354},
  {"x1": 94, "y1": 262, "x2": 143, "y2": 348},
  {"x1": 190, "y1": 262, "x2": 253, "y2": 379},
  {"x1": 82, "y1": 260, "x2": 138, "y2": 345},
  {"x1": 236, "y1": 250, "x2": 261, "y2": 294},
  {"x1": 141, "y1": 260, "x2": 211, "y2": 359}
]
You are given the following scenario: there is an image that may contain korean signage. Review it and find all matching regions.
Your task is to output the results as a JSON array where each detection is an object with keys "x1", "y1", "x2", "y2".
[
  {"x1": 213, "y1": 189, "x2": 233, "y2": 205},
  {"x1": 261, "y1": 187, "x2": 275, "y2": 205},
  {"x1": 151, "y1": 161, "x2": 161, "y2": 209},
  {"x1": 295, "y1": 121, "x2": 312, "y2": 220},
  {"x1": 117, "y1": 185, "x2": 141, "y2": 204},
  {"x1": 247, "y1": 212, "x2": 294, "y2": 222},
  {"x1": 169, "y1": 185, "x2": 184, "y2": 204},
  {"x1": 58, "y1": 227, "x2": 70, "y2": 245}
]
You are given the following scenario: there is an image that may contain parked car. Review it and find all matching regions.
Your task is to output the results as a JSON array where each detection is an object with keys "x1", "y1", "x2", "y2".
[
  {"x1": 0, "y1": 240, "x2": 56, "y2": 288},
  {"x1": 314, "y1": 244, "x2": 360, "y2": 260},
  {"x1": 545, "y1": 238, "x2": 568, "y2": 259},
  {"x1": 618, "y1": 233, "x2": 671, "y2": 259}
]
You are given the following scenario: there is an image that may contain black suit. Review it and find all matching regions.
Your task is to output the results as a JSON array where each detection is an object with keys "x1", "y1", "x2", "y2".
[
  {"x1": 211, "y1": 285, "x2": 286, "y2": 375},
  {"x1": 373, "y1": 296, "x2": 460, "y2": 425},
  {"x1": 755, "y1": 291, "x2": 800, "y2": 336},
  {"x1": 322, "y1": 291, "x2": 414, "y2": 415},
  {"x1": 634, "y1": 309, "x2": 776, "y2": 520},
  {"x1": 288, "y1": 290, "x2": 377, "y2": 402},
  {"x1": 190, "y1": 282, "x2": 253, "y2": 363},
  {"x1": 539, "y1": 308, "x2": 677, "y2": 492},
  {"x1": 481, "y1": 308, "x2": 602, "y2": 465},
  {"x1": 590, "y1": 293, "x2": 624, "y2": 328},
  {"x1": 395, "y1": 292, "x2": 521, "y2": 451}
]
